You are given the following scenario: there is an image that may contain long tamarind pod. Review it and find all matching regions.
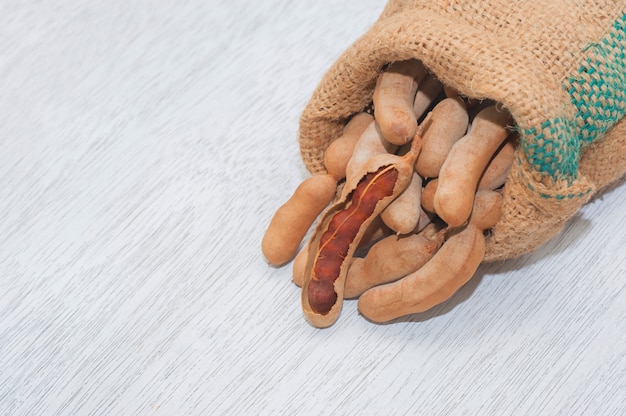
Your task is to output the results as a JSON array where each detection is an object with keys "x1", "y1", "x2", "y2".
[
  {"x1": 373, "y1": 59, "x2": 427, "y2": 145},
  {"x1": 477, "y1": 137, "x2": 516, "y2": 191},
  {"x1": 469, "y1": 189, "x2": 503, "y2": 230},
  {"x1": 414, "y1": 98, "x2": 469, "y2": 178},
  {"x1": 413, "y1": 74, "x2": 443, "y2": 120},
  {"x1": 344, "y1": 120, "x2": 396, "y2": 186},
  {"x1": 343, "y1": 224, "x2": 445, "y2": 298},
  {"x1": 358, "y1": 188, "x2": 501, "y2": 323},
  {"x1": 261, "y1": 174, "x2": 337, "y2": 266},
  {"x1": 324, "y1": 112, "x2": 374, "y2": 181},
  {"x1": 420, "y1": 178, "x2": 438, "y2": 214},
  {"x1": 301, "y1": 124, "x2": 427, "y2": 328},
  {"x1": 434, "y1": 105, "x2": 512, "y2": 227},
  {"x1": 358, "y1": 223, "x2": 485, "y2": 323},
  {"x1": 380, "y1": 171, "x2": 423, "y2": 234}
]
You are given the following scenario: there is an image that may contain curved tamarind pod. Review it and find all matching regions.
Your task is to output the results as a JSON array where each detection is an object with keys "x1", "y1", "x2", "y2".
[
  {"x1": 434, "y1": 105, "x2": 513, "y2": 227},
  {"x1": 469, "y1": 189, "x2": 503, "y2": 230},
  {"x1": 373, "y1": 59, "x2": 427, "y2": 145},
  {"x1": 343, "y1": 225, "x2": 445, "y2": 298},
  {"x1": 413, "y1": 74, "x2": 443, "y2": 120},
  {"x1": 357, "y1": 223, "x2": 485, "y2": 323},
  {"x1": 414, "y1": 98, "x2": 469, "y2": 178},
  {"x1": 420, "y1": 178, "x2": 438, "y2": 214},
  {"x1": 344, "y1": 120, "x2": 396, "y2": 185},
  {"x1": 358, "y1": 188, "x2": 502, "y2": 322},
  {"x1": 324, "y1": 112, "x2": 374, "y2": 181},
  {"x1": 301, "y1": 125, "x2": 426, "y2": 328},
  {"x1": 261, "y1": 174, "x2": 337, "y2": 266},
  {"x1": 380, "y1": 172, "x2": 423, "y2": 234},
  {"x1": 477, "y1": 137, "x2": 516, "y2": 190}
]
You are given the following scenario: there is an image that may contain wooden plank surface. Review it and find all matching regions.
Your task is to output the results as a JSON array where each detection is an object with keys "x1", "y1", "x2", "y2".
[{"x1": 0, "y1": 1, "x2": 624, "y2": 415}]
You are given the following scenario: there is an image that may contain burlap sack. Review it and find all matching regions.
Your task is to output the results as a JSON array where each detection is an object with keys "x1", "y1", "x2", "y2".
[{"x1": 298, "y1": 0, "x2": 626, "y2": 262}]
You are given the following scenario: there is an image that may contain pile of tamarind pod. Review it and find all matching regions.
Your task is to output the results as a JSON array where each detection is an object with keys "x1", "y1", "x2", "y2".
[{"x1": 262, "y1": 58, "x2": 518, "y2": 328}]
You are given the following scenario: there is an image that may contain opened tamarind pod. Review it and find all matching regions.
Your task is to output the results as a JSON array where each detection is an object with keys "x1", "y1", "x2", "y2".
[
  {"x1": 420, "y1": 178, "x2": 438, "y2": 213},
  {"x1": 301, "y1": 124, "x2": 427, "y2": 328},
  {"x1": 380, "y1": 171, "x2": 423, "y2": 234},
  {"x1": 373, "y1": 59, "x2": 427, "y2": 145},
  {"x1": 357, "y1": 222, "x2": 485, "y2": 323},
  {"x1": 477, "y1": 136, "x2": 516, "y2": 190},
  {"x1": 290, "y1": 203, "x2": 391, "y2": 289},
  {"x1": 295, "y1": 220, "x2": 391, "y2": 285},
  {"x1": 469, "y1": 189, "x2": 503, "y2": 230},
  {"x1": 261, "y1": 174, "x2": 337, "y2": 266},
  {"x1": 434, "y1": 105, "x2": 513, "y2": 227},
  {"x1": 324, "y1": 112, "x2": 374, "y2": 181},
  {"x1": 344, "y1": 120, "x2": 396, "y2": 187},
  {"x1": 414, "y1": 98, "x2": 469, "y2": 178},
  {"x1": 413, "y1": 75, "x2": 443, "y2": 120},
  {"x1": 343, "y1": 224, "x2": 445, "y2": 298}
]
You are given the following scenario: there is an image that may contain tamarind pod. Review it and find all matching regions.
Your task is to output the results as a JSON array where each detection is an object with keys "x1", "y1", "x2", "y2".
[
  {"x1": 414, "y1": 98, "x2": 469, "y2": 178},
  {"x1": 434, "y1": 105, "x2": 513, "y2": 227},
  {"x1": 357, "y1": 223, "x2": 485, "y2": 323},
  {"x1": 302, "y1": 125, "x2": 426, "y2": 328},
  {"x1": 443, "y1": 85, "x2": 459, "y2": 99},
  {"x1": 477, "y1": 137, "x2": 516, "y2": 190},
  {"x1": 444, "y1": 86, "x2": 484, "y2": 110},
  {"x1": 469, "y1": 189, "x2": 503, "y2": 230},
  {"x1": 343, "y1": 226, "x2": 445, "y2": 298},
  {"x1": 380, "y1": 172, "x2": 423, "y2": 234},
  {"x1": 373, "y1": 59, "x2": 426, "y2": 145},
  {"x1": 413, "y1": 75, "x2": 443, "y2": 120},
  {"x1": 415, "y1": 208, "x2": 434, "y2": 233},
  {"x1": 261, "y1": 174, "x2": 337, "y2": 266},
  {"x1": 324, "y1": 113, "x2": 374, "y2": 181},
  {"x1": 357, "y1": 216, "x2": 390, "y2": 250},
  {"x1": 418, "y1": 221, "x2": 442, "y2": 241},
  {"x1": 420, "y1": 178, "x2": 438, "y2": 214},
  {"x1": 302, "y1": 165, "x2": 401, "y2": 327},
  {"x1": 292, "y1": 242, "x2": 310, "y2": 287},
  {"x1": 344, "y1": 120, "x2": 396, "y2": 186}
]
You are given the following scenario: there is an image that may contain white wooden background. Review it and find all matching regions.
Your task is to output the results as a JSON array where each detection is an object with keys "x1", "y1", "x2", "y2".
[{"x1": 1, "y1": 1, "x2": 624, "y2": 415}]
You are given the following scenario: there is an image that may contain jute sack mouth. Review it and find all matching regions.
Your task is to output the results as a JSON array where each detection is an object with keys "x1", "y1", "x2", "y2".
[{"x1": 298, "y1": 0, "x2": 626, "y2": 262}]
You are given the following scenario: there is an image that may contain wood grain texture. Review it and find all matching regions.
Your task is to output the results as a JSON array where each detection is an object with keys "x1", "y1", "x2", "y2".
[{"x1": 0, "y1": 1, "x2": 624, "y2": 415}]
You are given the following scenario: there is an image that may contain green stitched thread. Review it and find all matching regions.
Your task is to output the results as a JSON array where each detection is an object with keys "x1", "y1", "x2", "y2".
[
  {"x1": 523, "y1": 13, "x2": 626, "y2": 185},
  {"x1": 525, "y1": 182, "x2": 593, "y2": 200}
]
